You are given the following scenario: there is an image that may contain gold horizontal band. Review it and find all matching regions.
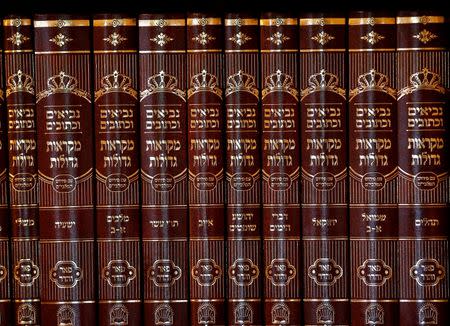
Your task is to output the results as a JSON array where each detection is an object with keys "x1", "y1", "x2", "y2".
[
  {"x1": 34, "y1": 20, "x2": 90, "y2": 28},
  {"x1": 348, "y1": 17, "x2": 395, "y2": 25},
  {"x1": 400, "y1": 299, "x2": 448, "y2": 303},
  {"x1": 35, "y1": 50, "x2": 91, "y2": 54},
  {"x1": 397, "y1": 47, "x2": 446, "y2": 51},
  {"x1": 225, "y1": 49, "x2": 258, "y2": 53},
  {"x1": 261, "y1": 49, "x2": 298, "y2": 53},
  {"x1": 224, "y1": 18, "x2": 258, "y2": 26},
  {"x1": 190, "y1": 299, "x2": 225, "y2": 302},
  {"x1": 98, "y1": 300, "x2": 141, "y2": 303},
  {"x1": 3, "y1": 49, "x2": 34, "y2": 53},
  {"x1": 187, "y1": 18, "x2": 221, "y2": 26},
  {"x1": 300, "y1": 18, "x2": 345, "y2": 26},
  {"x1": 41, "y1": 301, "x2": 96, "y2": 305},
  {"x1": 397, "y1": 16, "x2": 445, "y2": 24},
  {"x1": 40, "y1": 239, "x2": 95, "y2": 243},
  {"x1": 4, "y1": 18, "x2": 32, "y2": 26},
  {"x1": 352, "y1": 299, "x2": 399, "y2": 303},
  {"x1": 264, "y1": 299, "x2": 301, "y2": 302},
  {"x1": 349, "y1": 48, "x2": 396, "y2": 52},
  {"x1": 139, "y1": 19, "x2": 186, "y2": 27},
  {"x1": 304, "y1": 299, "x2": 349, "y2": 302},
  {"x1": 93, "y1": 50, "x2": 137, "y2": 54},
  {"x1": 93, "y1": 18, "x2": 136, "y2": 27},
  {"x1": 228, "y1": 299, "x2": 261, "y2": 302},
  {"x1": 187, "y1": 49, "x2": 222, "y2": 53},
  {"x1": 139, "y1": 50, "x2": 186, "y2": 54},
  {"x1": 260, "y1": 18, "x2": 298, "y2": 26},
  {"x1": 300, "y1": 48, "x2": 345, "y2": 52},
  {"x1": 13, "y1": 299, "x2": 40, "y2": 303},
  {"x1": 144, "y1": 300, "x2": 188, "y2": 303}
]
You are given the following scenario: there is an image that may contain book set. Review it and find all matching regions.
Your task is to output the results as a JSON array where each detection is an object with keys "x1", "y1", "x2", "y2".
[{"x1": 0, "y1": 10, "x2": 448, "y2": 326}]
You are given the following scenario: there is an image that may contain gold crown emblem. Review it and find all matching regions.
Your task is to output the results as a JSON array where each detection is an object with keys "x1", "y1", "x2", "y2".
[
  {"x1": 141, "y1": 70, "x2": 186, "y2": 101},
  {"x1": 57, "y1": 305, "x2": 76, "y2": 326},
  {"x1": 350, "y1": 69, "x2": 396, "y2": 100},
  {"x1": 225, "y1": 70, "x2": 259, "y2": 98},
  {"x1": 271, "y1": 303, "x2": 290, "y2": 324},
  {"x1": 419, "y1": 303, "x2": 438, "y2": 324},
  {"x1": 365, "y1": 304, "x2": 384, "y2": 325},
  {"x1": 188, "y1": 69, "x2": 223, "y2": 99},
  {"x1": 155, "y1": 304, "x2": 174, "y2": 325},
  {"x1": 17, "y1": 303, "x2": 37, "y2": 324},
  {"x1": 37, "y1": 71, "x2": 90, "y2": 103},
  {"x1": 109, "y1": 304, "x2": 128, "y2": 325},
  {"x1": 198, "y1": 303, "x2": 216, "y2": 324},
  {"x1": 7, "y1": 70, "x2": 35, "y2": 97},
  {"x1": 262, "y1": 69, "x2": 298, "y2": 100},
  {"x1": 316, "y1": 303, "x2": 334, "y2": 324},
  {"x1": 95, "y1": 70, "x2": 137, "y2": 101},
  {"x1": 399, "y1": 68, "x2": 445, "y2": 99},
  {"x1": 234, "y1": 303, "x2": 253, "y2": 324},
  {"x1": 301, "y1": 69, "x2": 345, "y2": 99}
]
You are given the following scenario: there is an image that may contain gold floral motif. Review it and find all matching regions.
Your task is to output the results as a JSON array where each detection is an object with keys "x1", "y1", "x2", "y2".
[
  {"x1": 311, "y1": 31, "x2": 335, "y2": 45},
  {"x1": 192, "y1": 31, "x2": 215, "y2": 45},
  {"x1": 413, "y1": 29, "x2": 438, "y2": 44},
  {"x1": 150, "y1": 32, "x2": 174, "y2": 47},
  {"x1": 7, "y1": 32, "x2": 30, "y2": 46},
  {"x1": 49, "y1": 33, "x2": 73, "y2": 47},
  {"x1": 267, "y1": 31, "x2": 290, "y2": 45},
  {"x1": 228, "y1": 31, "x2": 252, "y2": 46},
  {"x1": 361, "y1": 31, "x2": 385, "y2": 45},
  {"x1": 103, "y1": 32, "x2": 127, "y2": 47}
]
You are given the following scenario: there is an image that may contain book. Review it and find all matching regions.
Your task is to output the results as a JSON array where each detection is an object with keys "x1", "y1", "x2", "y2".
[
  {"x1": 3, "y1": 16, "x2": 40, "y2": 326},
  {"x1": 299, "y1": 13, "x2": 349, "y2": 325},
  {"x1": 93, "y1": 15, "x2": 141, "y2": 325},
  {"x1": 348, "y1": 12, "x2": 398, "y2": 325},
  {"x1": 0, "y1": 25, "x2": 11, "y2": 326},
  {"x1": 139, "y1": 13, "x2": 189, "y2": 325},
  {"x1": 224, "y1": 13, "x2": 262, "y2": 326},
  {"x1": 397, "y1": 12, "x2": 449, "y2": 325},
  {"x1": 34, "y1": 15, "x2": 96, "y2": 324},
  {"x1": 187, "y1": 13, "x2": 226, "y2": 326},
  {"x1": 260, "y1": 13, "x2": 301, "y2": 326}
]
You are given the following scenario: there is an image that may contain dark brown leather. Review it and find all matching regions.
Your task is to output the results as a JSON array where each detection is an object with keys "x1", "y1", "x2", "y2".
[
  {"x1": 3, "y1": 15, "x2": 40, "y2": 326},
  {"x1": 397, "y1": 11, "x2": 449, "y2": 325},
  {"x1": 93, "y1": 14, "x2": 142, "y2": 326},
  {"x1": 224, "y1": 13, "x2": 263, "y2": 326},
  {"x1": 139, "y1": 13, "x2": 189, "y2": 326},
  {"x1": 34, "y1": 14, "x2": 95, "y2": 325},
  {"x1": 300, "y1": 13, "x2": 349, "y2": 326}
]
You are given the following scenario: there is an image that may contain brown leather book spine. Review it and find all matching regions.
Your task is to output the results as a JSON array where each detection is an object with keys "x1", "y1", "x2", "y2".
[
  {"x1": 187, "y1": 13, "x2": 225, "y2": 326},
  {"x1": 299, "y1": 14, "x2": 349, "y2": 326},
  {"x1": 260, "y1": 14, "x2": 301, "y2": 326},
  {"x1": 34, "y1": 15, "x2": 95, "y2": 325},
  {"x1": 93, "y1": 15, "x2": 141, "y2": 325},
  {"x1": 224, "y1": 14, "x2": 262, "y2": 326},
  {"x1": 348, "y1": 13, "x2": 398, "y2": 325},
  {"x1": 0, "y1": 27, "x2": 11, "y2": 326},
  {"x1": 397, "y1": 12, "x2": 449, "y2": 325},
  {"x1": 138, "y1": 14, "x2": 188, "y2": 325},
  {"x1": 3, "y1": 16, "x2": 40, "y2": 325}
]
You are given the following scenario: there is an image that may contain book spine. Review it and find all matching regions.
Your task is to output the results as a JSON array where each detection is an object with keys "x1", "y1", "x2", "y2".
[
  {"x1": 34, "y1": 15, "x2": 95, "y2": 325},
  {"x1": 260, "y1": 14, "x2": 301, "y2": 326},
  {"x1": 138, "y1": 14, "x2": 189, "y2": 325},
  {"x1": 93, "y1": 15, "x2": 141, "y2": 325},
  {"x1": 348, "y1": 13, "x2": 398, "y2": 325},
  {"x1": 224, "y1": 14, "x2": 262, "y2": 326},
  {"x1": 299, "y1": 14, "x2": 349, "y2": 325},
  {"x1": 0, "y1": 27, "x2": 11, "y2": 326},
  {"x1": 3, "y1": 16, "x2": 40, "y2": 326},
  {"x1": 187, "y1": 13, "x2": 225, "y2": 326},
  {"x1": 397, "y1": 12, "x2": 449, "y2": 325}
]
